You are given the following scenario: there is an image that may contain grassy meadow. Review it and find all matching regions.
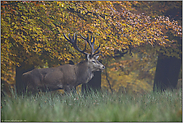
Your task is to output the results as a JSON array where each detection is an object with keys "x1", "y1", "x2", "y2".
[{"x1": 1, "y1": 89, "x2": 182, "y2": 122}]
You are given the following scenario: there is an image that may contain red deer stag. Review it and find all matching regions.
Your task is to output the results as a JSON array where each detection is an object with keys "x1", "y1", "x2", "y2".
[{"x1": 22, "y1": 33, "x2": 105, "y2": 94}]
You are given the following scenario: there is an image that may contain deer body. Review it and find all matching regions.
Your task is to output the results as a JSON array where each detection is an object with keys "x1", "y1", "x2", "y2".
[
  {"x1": 23, "y1": 62, "x2": 91, "y2": 93},
  {"x1": 22, "y1": 33, "x2": 104, "y2": 94}
]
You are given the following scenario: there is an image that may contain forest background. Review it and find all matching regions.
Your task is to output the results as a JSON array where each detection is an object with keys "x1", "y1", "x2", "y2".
[{"x1": 1, "y1": 1, "x2": 182, "y2": 95}]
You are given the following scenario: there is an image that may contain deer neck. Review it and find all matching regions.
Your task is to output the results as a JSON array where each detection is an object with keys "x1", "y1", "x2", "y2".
[{"x1": 76, "y1": 61, "x2": 94, "y2": 84}]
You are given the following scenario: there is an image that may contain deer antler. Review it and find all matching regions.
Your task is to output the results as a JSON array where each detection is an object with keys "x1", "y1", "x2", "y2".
[
  {"x1": 63, "y1": 33, "x2": 101, "y2": 57},
  {"x1": 80, "y1": 34, "x2": 100, "y2": 56},
  {"x1": 63, "y1": 33, "x2": 88, "y2": 55}
]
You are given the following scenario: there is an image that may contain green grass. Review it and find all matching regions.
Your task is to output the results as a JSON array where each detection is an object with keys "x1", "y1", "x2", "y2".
[{"x1": 1, "y1": 89, "x2": 182, "y2": 122}]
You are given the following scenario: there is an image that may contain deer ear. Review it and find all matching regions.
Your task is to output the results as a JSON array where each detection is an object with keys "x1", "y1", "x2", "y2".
[
  {"x1": 95, "y1": 55, "x2": 99, "y2": 59},
  {"x1": 86, "y1": 54, "x2": 90, "y2": 61}
]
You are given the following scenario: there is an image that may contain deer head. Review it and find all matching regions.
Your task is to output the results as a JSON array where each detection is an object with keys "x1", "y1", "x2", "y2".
[{"x1": 63, "y1": 33, "x2": 105, "y2": 71}]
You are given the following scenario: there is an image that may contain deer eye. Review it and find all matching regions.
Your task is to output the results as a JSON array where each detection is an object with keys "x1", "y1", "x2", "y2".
[{"x1": 92, "y1": 60, "x2": 96, "y2": 63}]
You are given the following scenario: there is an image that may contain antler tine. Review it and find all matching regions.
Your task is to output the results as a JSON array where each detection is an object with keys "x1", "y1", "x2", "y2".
[
  {"x1": 80, "y1": 34, "x2": 100, "y2": 56},
  {"x1": 93, "y1": 44, "x2": 100, "y2": 53},
  {"x1": 90, "y1": 36, "x2": 101, "y2": 54},
  {"x1": 63, "y1": 33, "x2": 87, "y2": 55},
  {"x1": 80, "y1": 34, "x2": 92, "y2": 54},
  {"x1": 90, "y1": 36, "x2": 95, "y2": 54}
]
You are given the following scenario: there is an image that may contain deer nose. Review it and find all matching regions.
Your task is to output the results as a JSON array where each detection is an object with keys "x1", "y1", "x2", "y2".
[{"x1": 102, "y1": 65, "x2": 105, "y2": 69}]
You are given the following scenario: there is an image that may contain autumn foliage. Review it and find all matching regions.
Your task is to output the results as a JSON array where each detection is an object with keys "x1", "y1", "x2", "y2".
[{"x1": 1, "y1": 1, "x2": 182, "y2": 93}]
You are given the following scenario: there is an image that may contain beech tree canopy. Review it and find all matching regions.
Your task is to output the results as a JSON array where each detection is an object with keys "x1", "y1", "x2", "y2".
[{"x1": 1, "y1": 1, "x2": 182, "y2": 90}]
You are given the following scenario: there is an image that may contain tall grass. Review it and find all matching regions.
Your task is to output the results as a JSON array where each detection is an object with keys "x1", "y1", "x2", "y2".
[{"x1": 1, "y1": 89, "x2": 182, "y2": 122}]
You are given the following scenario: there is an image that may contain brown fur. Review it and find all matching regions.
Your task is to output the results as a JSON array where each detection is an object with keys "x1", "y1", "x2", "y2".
[{"x1": 22, "y1": 56, "x2": 104, "y2": 94}]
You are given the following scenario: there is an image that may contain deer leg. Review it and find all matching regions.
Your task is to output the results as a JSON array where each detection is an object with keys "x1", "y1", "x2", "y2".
[
  {"x1": 64, "y1": 85, "x2": 76, "y2": 95},
  {"x1": 71, "y1": 86, "x2": 76, "y2": 95},
  {"x1": 25, "y1": 76, "x2": 40, "y2": 94}
]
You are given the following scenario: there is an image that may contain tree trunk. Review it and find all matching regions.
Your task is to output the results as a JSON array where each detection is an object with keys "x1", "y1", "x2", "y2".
[
  {"x1": 16, "y1": 63, "x2": 34, "y2": 95},
  {"x1": 82, "y1": 71, "x2": 101, "y2": 94},
  {"x1": 153, "y1": 53, "x2": 181, "y2": 91}
]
